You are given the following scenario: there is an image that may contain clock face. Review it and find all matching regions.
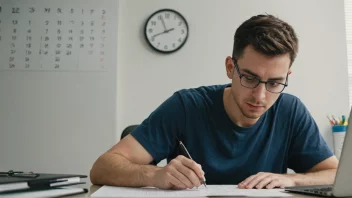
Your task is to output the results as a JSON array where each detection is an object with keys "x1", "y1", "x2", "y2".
[{"x1": 144, "y1": 9, "x2": 189, "y2": 53}]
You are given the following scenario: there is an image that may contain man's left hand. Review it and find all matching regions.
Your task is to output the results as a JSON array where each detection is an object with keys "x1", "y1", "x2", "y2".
[{"x1": 238, "y1": 172, "x2": 296, "y2": 189}]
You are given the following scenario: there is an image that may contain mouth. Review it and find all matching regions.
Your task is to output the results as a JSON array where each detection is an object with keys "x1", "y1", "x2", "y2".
[{"x1": 246, "y1": 103, "x2": 265, "y2": 110}]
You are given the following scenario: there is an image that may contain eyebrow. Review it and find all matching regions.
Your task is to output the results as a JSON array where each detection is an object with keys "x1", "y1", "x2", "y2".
[{"x1": 242, "y1": 68, "x2": 286, "y2": 81}]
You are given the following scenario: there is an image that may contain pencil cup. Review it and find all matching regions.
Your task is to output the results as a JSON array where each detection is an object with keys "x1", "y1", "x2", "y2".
[{"x1": 332, "y1": 125, "x2": 346, "y2": 160}]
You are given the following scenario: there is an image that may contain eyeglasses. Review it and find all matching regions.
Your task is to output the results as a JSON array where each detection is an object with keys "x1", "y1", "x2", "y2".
[
  {"x1": 232, "y1": 58, "x2": 288, "y2": 93},
  {"x1": 0, "y1": 170, "x2": 40, "y2": 178}
]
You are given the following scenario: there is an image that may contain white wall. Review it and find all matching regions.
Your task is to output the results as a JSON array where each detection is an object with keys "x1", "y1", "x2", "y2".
[
  {"x1": 0, "y1": 0, "x2": 118, "y2": 175},
  {"x1": 0, "y1": 0, "x2": 349, "y2": 176},
  {"x1": 0, "y1": 72, "x2": 117, "y2": 175},
  {"x1": 117, "y1": 0, "x2": 350, "y2": 152}
]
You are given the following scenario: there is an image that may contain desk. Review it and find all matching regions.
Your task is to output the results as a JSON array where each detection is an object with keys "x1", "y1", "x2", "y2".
[
  {"x1": 64, "y1": 184, "x2": 99, "y2": 198},
  {"x1": 63, "y1": 183, "x2": 320, "y2": 198}
]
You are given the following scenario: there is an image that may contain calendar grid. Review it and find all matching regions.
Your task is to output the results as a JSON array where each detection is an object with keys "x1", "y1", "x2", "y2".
[{"x1": 0, "y1": 0, "x2": 117, "y2": 72}]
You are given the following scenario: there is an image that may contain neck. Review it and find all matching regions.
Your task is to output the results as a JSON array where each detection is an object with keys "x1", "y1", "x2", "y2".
[{"x1": 223, "y1": 87, "x2": 259, "y2": 127}]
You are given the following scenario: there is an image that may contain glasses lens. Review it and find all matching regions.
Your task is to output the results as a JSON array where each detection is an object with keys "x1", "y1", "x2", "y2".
[
  {"x1": 240, "y1": 76, "x2": 259, "y2": 88},
  {"x1": 240, "y1": 76, "x2": 286, "y2": 93},
  {"x1": 266, "y1": 83, "x2": 286, "y2": 93}
]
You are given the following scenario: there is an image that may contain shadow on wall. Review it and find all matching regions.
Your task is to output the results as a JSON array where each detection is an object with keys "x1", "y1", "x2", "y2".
[{"x1": 120, "y1": 125, "x2": 139, "y2": 140}]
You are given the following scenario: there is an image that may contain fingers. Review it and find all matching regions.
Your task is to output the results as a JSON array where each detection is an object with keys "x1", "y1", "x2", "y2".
[
  {"x1": 238, "y1": 175, "x2": 256, "y2": 189},
  {"x1": 255, "y1": 176, "x2": 273, "y2": 189},
  {"x1": 167, "y1": 156, "x2": 204, "y2": 188},
  {"x1": 175, "y1": 161, "x2": 201, "y2": 187},
  {"x1": 165, "y1": 172, "x2": 187, "y2": 189},
  {"x1": 238, "y1": 172, "x2": 293, "y2": 189},
  {"x1": 177, "y1": 155, "x2": 205, "y2": 179},
  {"x1": 266, "y1": 179, "x2": 284, "y2": 189},
  {"x1": 166, "y1": 164, "x2": 193, "y2": 188},
  {"x1": 239, "y1": 172, "x2": 272, "y2": 189}
]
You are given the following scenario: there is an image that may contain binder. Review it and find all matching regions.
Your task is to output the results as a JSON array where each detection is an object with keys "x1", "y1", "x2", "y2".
[
  {"x1": 0, "y1": 187, "x2": 88, "y2": 198},
  {"x1": 0, "y1": 173, "x2": 87, "y2": 193}
]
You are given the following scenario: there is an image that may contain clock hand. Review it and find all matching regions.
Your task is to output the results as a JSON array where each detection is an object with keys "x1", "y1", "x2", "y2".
[
  {"x1": 152, "y1": 31, "x2": 167, "y2": 39},
  {"x1": 151, "y1": 28, "x2": 175, "y2": 39},
  {"x1": 160, "y1": 16, "x2": 167, "y2": 31},
  {"x1": 165, "y1": 28, "x2": 175, "y2": 33}
]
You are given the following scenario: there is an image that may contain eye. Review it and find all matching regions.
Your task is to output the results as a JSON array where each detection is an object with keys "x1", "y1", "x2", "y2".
[
  {"x1": 267, "y1": 81, "x2": 280, "y2": 87},
  {"x1": 244, "y1": 75, "x2": 256, "y2": 81}
]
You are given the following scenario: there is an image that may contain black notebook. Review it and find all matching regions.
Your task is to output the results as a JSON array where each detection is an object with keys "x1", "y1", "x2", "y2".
[
  {"x1": 0, "y1": 173, "x2": 87, "y2": 193},
  {"x1": 0, "y1": 187, "x2": 88, "y2": 198}
]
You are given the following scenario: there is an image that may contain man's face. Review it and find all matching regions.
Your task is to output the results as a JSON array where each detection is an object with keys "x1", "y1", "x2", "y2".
[{"x1": 226, "y1": 45, "x2": 291, "y2": 120}]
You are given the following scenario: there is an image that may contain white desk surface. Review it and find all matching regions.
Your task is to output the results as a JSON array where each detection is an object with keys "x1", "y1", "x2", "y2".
[{"x1": 63, "y1": 183, "x2": 319, "y2": 198}]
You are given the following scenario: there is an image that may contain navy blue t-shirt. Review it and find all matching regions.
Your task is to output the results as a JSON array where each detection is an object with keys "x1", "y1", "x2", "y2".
[{"x1": 131, "y1": 84, "x2": 333, "y2": 184}]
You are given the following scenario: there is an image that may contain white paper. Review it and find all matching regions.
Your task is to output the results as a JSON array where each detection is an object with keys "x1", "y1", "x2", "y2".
[{"x1": 91, "y1": 185, "x2": 292, "y2": 197}]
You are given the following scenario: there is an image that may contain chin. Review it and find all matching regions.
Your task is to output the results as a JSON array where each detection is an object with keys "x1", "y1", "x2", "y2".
[
  {"x1": 242, "y1": 112, "x2": 262, "y2": 119},
  {"x1": 241, "y1": 108, "x2": 266, "y2": 119}
]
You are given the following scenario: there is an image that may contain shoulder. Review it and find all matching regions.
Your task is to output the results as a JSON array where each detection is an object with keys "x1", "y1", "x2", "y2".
[
  {"x1": 274, "y1": 93, "x2": 306, "y2": 112},
  {"x1": 175, "y1": 84, "x2": 228, "y2": 106},
  {"x1": 277, "y1": 93, "x2": 302, "y2": 104},
  {"x1": 274, "y1": 93, "x2": 316, "y2": 130},
  {"x1": 271, "y1": 93, "x2": 310, "y2": 123},
  {"x1": 152, "y1": 84, "x2": 227, "y2": 115}
]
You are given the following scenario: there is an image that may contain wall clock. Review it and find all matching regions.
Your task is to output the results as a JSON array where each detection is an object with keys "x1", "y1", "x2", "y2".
[{"x1": 144, "y1": 9, "x2": 189, "y2": 53}]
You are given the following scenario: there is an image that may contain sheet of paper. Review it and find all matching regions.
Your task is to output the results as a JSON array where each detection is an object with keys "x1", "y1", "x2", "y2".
[{"x1": 91, "y1": 185, "x2": 292, "y2": 197}]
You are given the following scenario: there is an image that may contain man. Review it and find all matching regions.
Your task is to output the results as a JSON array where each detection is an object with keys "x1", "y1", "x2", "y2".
[{"x1": 90, "y1": 14, "x2": 338, "y2": 190}]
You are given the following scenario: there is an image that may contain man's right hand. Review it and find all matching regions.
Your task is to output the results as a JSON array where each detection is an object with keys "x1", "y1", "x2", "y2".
[{"x1": 152, "y1": 155, "x2": 205, "y2": 190}]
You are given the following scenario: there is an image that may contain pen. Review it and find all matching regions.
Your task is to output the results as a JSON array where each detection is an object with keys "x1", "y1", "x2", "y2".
[
  {"x1": 179, "y1": 141, "x2": 207, "y2": 188},
  {"x1": 327, "y1": 115, "x2": 335, "y2": 126},
  {"x1": 332, "y1": 115, "x2": 340, "y2": 125},
  {"x1": 342, "y1": 115, "x2": 346, "y2": 125}
]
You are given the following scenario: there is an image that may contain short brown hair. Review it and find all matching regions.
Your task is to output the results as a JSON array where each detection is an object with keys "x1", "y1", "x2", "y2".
[{"x1": 232, "y1": 14, "x2": 298, "y2": 66}]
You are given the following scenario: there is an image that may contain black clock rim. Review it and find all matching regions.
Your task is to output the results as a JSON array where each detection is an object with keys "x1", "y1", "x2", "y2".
[{"x1": 144, "y1": 8, "x2": 189, "y2": 54}]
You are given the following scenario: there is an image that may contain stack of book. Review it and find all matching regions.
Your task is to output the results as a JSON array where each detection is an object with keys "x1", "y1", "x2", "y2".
[{"x1": 0, "y1": 170, "x2": 87, "y2": 198}]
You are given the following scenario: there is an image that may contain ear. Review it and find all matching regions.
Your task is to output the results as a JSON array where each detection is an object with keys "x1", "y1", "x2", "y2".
[
  {"x1": 288, "y1": 69, "x2": 292, "y2": 75},
  {"x1": 225, "y1": 56, "x2": 234, "y2": 79}
]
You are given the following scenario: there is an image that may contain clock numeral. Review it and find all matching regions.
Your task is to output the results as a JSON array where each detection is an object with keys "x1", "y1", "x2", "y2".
[
  {"x1": 181, "y1": 29, "x2": 185, "y2": 34},
  {"x1": 164, "y1": 45, "x2": 168, "y2": 50},
  {"x1": 151, "y1": 37, "x2": 155, "y2": 42},
  {"x1": 178, "y1": 38, "x2": 182, "y2": 42},
  {"x1": 148, "y1": 28, "x2": 153, "y2": 33},
  {"x1": 157, "y1": 42, "x2": 160, "y2": 47},
  {"x1": 151, "y1": 21, "x2": 156, "y2": 26},
  {"x1": 178, "y1": 21, "x2": 183, "y2": 26},
  {"x1": 12, "y1": 8, "x2": 20, "y2": 14},
  {"x1": 165, "y1": 13, "x2": 170, "y2": 19},
  {"x1": 158, "y1": 15, "x2": 162, "y2": 20},
  {"x1": 172, "y1": 43, "x2": 176, "y2": 48}
]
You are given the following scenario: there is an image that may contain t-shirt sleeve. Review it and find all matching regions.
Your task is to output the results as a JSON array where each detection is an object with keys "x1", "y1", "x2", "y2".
[
  {"x1": 130, "y1": 92, "x2": 185, "y2": 164},
  {"x1": 288, "y1": 98, "x2": 334, "y2": 173}
]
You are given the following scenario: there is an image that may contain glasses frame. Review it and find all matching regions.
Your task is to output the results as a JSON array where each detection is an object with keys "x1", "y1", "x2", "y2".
[{"x1": 232, "y1": 58, "x2": 289, "y2": 94}]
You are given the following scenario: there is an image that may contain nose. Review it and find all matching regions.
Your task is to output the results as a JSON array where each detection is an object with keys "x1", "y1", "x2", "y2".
[{"x1": 251, "y1": 82, "x2": 266, "y2": 102}]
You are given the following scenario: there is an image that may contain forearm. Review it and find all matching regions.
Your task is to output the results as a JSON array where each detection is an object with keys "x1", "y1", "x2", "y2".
[
  {"x1": 90, "y1": 152, "x2": 161, "y2": 187},
  {"x1": 288, "y1": 169, "x2": 337, "y2": 186}
]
